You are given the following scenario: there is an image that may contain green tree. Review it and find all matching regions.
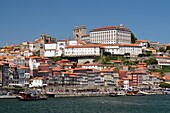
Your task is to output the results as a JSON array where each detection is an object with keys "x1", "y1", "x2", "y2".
[
  {"x1": 166, "y1": 46, "x2": 170, "y2": 50},
  {"x1": 134, "y1": 60, "x2": 139, "y2": 65},
  {"x1": 101, "y1": 57, "x2": 111, "y2": 67},
  {"x1": 49, "y1": 56, "x2": 62, "y2": 62},
  {"x1": 109, "y1": 55, "x2": 118, "y2": 60},
  {"x1": 145, "y1": 51, "x2": 151, "y2": 56},
  {"x1": 160, "y1": 71, "x2": 164, "y2": 77},
  {"x1": 103, "y1": 52, "x2": 111, "y2": 56},
  {"x1": 160, "y1": 82, "x2": 170, "y2": 88},
  {"x1": 124, "y1": 53, "x2": 130, "y2": 56},
  {"x1": 124, "y1": 53, "x2": 130, "y2": 58},
  {"x1": 138, "y1": 53, "x2": 145, "y2": 57},
  {"x1": 131, "y1": 32, "x2": 137, "y2": 43},
  {"x1": 84, "y1": 61, "x2": 90, "y2": 64},
  {"x1": 144, "y1": 57, "x2": 158, "y2": 65},
  {"x1": 123, "y1": 60, "x2": 130, "y2": 66},
  {"x1": 94, "y1": 56, "x2": 101, "y2": 62},
  {"x1": 159, "y1": 47, "x2": 166, "y2": 52}
]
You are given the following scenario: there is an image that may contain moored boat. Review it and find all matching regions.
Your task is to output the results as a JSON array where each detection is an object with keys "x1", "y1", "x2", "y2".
[
  {"x1": 0, "y1": 92, "x2": 17, "y2": 99},
  {"x1": 109, "y1": 93, "x2": 123, "y2": 97},
  {"x1": 17, "y1": 92, "x2": 47, "y2": 101},
  {"x1": 126, "y1": 90, "x2": 146, "y2": 96},
  {"x1": 109, "y1": 91, "x2": 126, "y2": 97}
]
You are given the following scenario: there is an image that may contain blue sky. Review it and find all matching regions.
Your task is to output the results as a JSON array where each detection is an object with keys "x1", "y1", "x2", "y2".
[{"x1": 0, "y1": 0, "x2": 170, "y2": 46}]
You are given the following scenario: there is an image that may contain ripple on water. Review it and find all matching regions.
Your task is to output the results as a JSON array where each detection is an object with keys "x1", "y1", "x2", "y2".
[{"x1": 0, "y1": 95, "x2": 170, "y2": 113}]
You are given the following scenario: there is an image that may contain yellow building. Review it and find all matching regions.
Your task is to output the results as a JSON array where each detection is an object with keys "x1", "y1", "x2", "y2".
[{"x1": 145, "y1": 48, "x2": 157, "y2": 54}]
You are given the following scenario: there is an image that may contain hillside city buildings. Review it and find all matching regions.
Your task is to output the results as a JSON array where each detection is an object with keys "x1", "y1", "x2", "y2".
[{"x1": 0, "y1": 24, "x2": 170, "y2": 93}]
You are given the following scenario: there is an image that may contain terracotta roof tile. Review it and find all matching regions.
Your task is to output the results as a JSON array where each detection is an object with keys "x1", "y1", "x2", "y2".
[
  {"x1": 90, "y1": 26, "x2": 130, "y2": 32},
  {"x1": 19, "y1": 65, "x2": 29, "y2": 69},
  {"x1": 29, "y1": 56, "x2": 41, "y2": 59}
]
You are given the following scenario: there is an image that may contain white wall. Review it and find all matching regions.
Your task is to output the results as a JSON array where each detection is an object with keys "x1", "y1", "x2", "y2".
[
  {"x1": 44, "y1": 50, "x2": 56, "y2": 57},
  {"x1": 29, "y1": 43, "x2": 36, "y2": 51},
  {"x1": 45, "y1": 43, "x2": 57, "y2": 50},
  {"x1": 104, "y1": 45, "x2": 142, "y2": 56},
  {"x1": 29, "y1": 79, "x2": 43, "y2": 87},
  {"x1": 68, "y1": 40, "x2": 78, "y2": 45},
  {"x1": 29, "y1": 59, "x2": 41, "y2": 70},
  {"x1": 65, "y1": 47, "x2": 100, "y2": 56},
  {"x1": 57, "y1": 42, "x2": 66, "y2": 51}
]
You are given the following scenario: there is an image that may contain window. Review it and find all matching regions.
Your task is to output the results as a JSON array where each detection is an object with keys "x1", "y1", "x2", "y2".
[{"x1": 59, "y1": 43, "x2": 64, "y2": 46}]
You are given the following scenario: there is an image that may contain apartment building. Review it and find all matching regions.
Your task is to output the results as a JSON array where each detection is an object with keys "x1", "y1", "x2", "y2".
[{"x1": 18, "y1": 65, "x2": 30, "y2": 87}]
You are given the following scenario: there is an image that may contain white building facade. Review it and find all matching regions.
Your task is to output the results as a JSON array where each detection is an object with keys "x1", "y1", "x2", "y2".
[
  {"x1": 103, "y1": 44, "x2": 142, "y2": 56},
  {"x1": 29, "y1": 77, "x2": 43, "y2": 87},
  {"x1": 64, "y1": 44, "x2": 102, "y2": 57},
  {"x1": 156, "y1": 56, "x2": 170, "y2": 66},
  {"x1": 44, "y1": 43, "x2": 57, "y2": 57},
  {"x1": 90, "y1": 24, "x2": 131, "y2": 44},
  {"x1": 29, "y1": 56, "x2": 42, "y2": 70}
]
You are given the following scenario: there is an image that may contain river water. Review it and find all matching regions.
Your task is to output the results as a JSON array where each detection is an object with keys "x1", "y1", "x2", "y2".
[{"x1": 0, "y1": 95, "x2": 170, "y2": 113}]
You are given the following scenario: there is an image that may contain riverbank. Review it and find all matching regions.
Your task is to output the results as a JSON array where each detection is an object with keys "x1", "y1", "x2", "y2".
[
  {"x1": 46, "y1": 92, "x2": 109, "y2": 97},
  {"x1": 46, "y1": 90, "x2": 167, "y2": 98}
]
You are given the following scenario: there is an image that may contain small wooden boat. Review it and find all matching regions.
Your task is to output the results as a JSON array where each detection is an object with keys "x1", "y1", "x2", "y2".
[
  {"x1": 17, "y1": 92, "x2": 47, "y2": 101},
  {"x1": 126, "y1": 90, "x2": 146, "y2": 96}
]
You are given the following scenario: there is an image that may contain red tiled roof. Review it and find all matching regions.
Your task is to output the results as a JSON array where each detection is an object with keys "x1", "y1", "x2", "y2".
[
  {"x1": 81, "y1": 63, "x2": 102, "y2": 66},
  {"x1": 166, "y1": 43, "x2": 170, "y2": 46},
  {"x1": 82, "y1": 34, "x2": 90, "y2": 37},
  {"x1": 100, "y1": 69, "x2": 112, "y2": 72},
  {"x1": 65, "y1": 44, "x2": 102, "y2": 48},
  {"x1": 19, "y1": 65, "x2": 29, "y2": 69},
  {"x1": 30, "y1": 77, "x2": 44, "y2": 81},
  {"x1": 156, "y1": 56, "x2": 170, "y2": 59},
  {"x1": 111, "y1": 60, "x2": 122, "y2": 63},
  {"x1": 73, "y1": 68, "x2": 87, "y2": 70},
  {"x1": 66, "y1": 43, "x2": 141, "y2": 48},
  {"x1": 39, "y1": 70, "x2": 49, "y2": 73},
  {"x1": 57, "y1": 39, "x2": 68, "y2": 42},
  {"x1": 122, "y1": 78, "x2": 132, "y2": 80},
  {"x1": 101, "y1": 44, "x2": 141, "y2": 47},
  {"x1": 39, "y1": 63, "x2": 49, "y2": 66},
  {"x1": 52, "y1": 67, "x2": 61, "y2": 71},
  {"x1": 69, "y1": 74, "x2": 77, "y2": 77},
  {"x1": 77, "y1": 40, "x2": 86, "y2": 45},
  {"x1": 131, "y1": 71, "x2": 146, "y2": 74},
  {"x1": 163, "y1": 76, "x2": 170, "y2": 80},
  {"x1": 90, "y1": 26, "x2": 130, "y2": 32},
  {"x1": 29, "y1": 56, "x2": 41, "y2": 59},
  {"x1": 136, "y1": 40, "x2": 148, "y2": 43}
]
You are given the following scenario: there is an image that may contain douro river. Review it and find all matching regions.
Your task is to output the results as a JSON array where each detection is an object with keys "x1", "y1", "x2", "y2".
[{"x1": 0, "y1": 95, "x2": 170, "y2": 113}]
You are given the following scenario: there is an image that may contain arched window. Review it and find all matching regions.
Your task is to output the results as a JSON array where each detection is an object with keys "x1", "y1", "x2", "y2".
[{"x1": 59, "y1": 43, "x2": 64, "y2": 46}]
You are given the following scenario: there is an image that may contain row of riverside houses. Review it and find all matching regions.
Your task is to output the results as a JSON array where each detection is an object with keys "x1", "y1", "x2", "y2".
[
  {"x1": 0, "y1": 57, "x2": 165, "y2": 92},
  {"x1": 0, "y1": 24, "x2": 170, "y2": 92}
]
